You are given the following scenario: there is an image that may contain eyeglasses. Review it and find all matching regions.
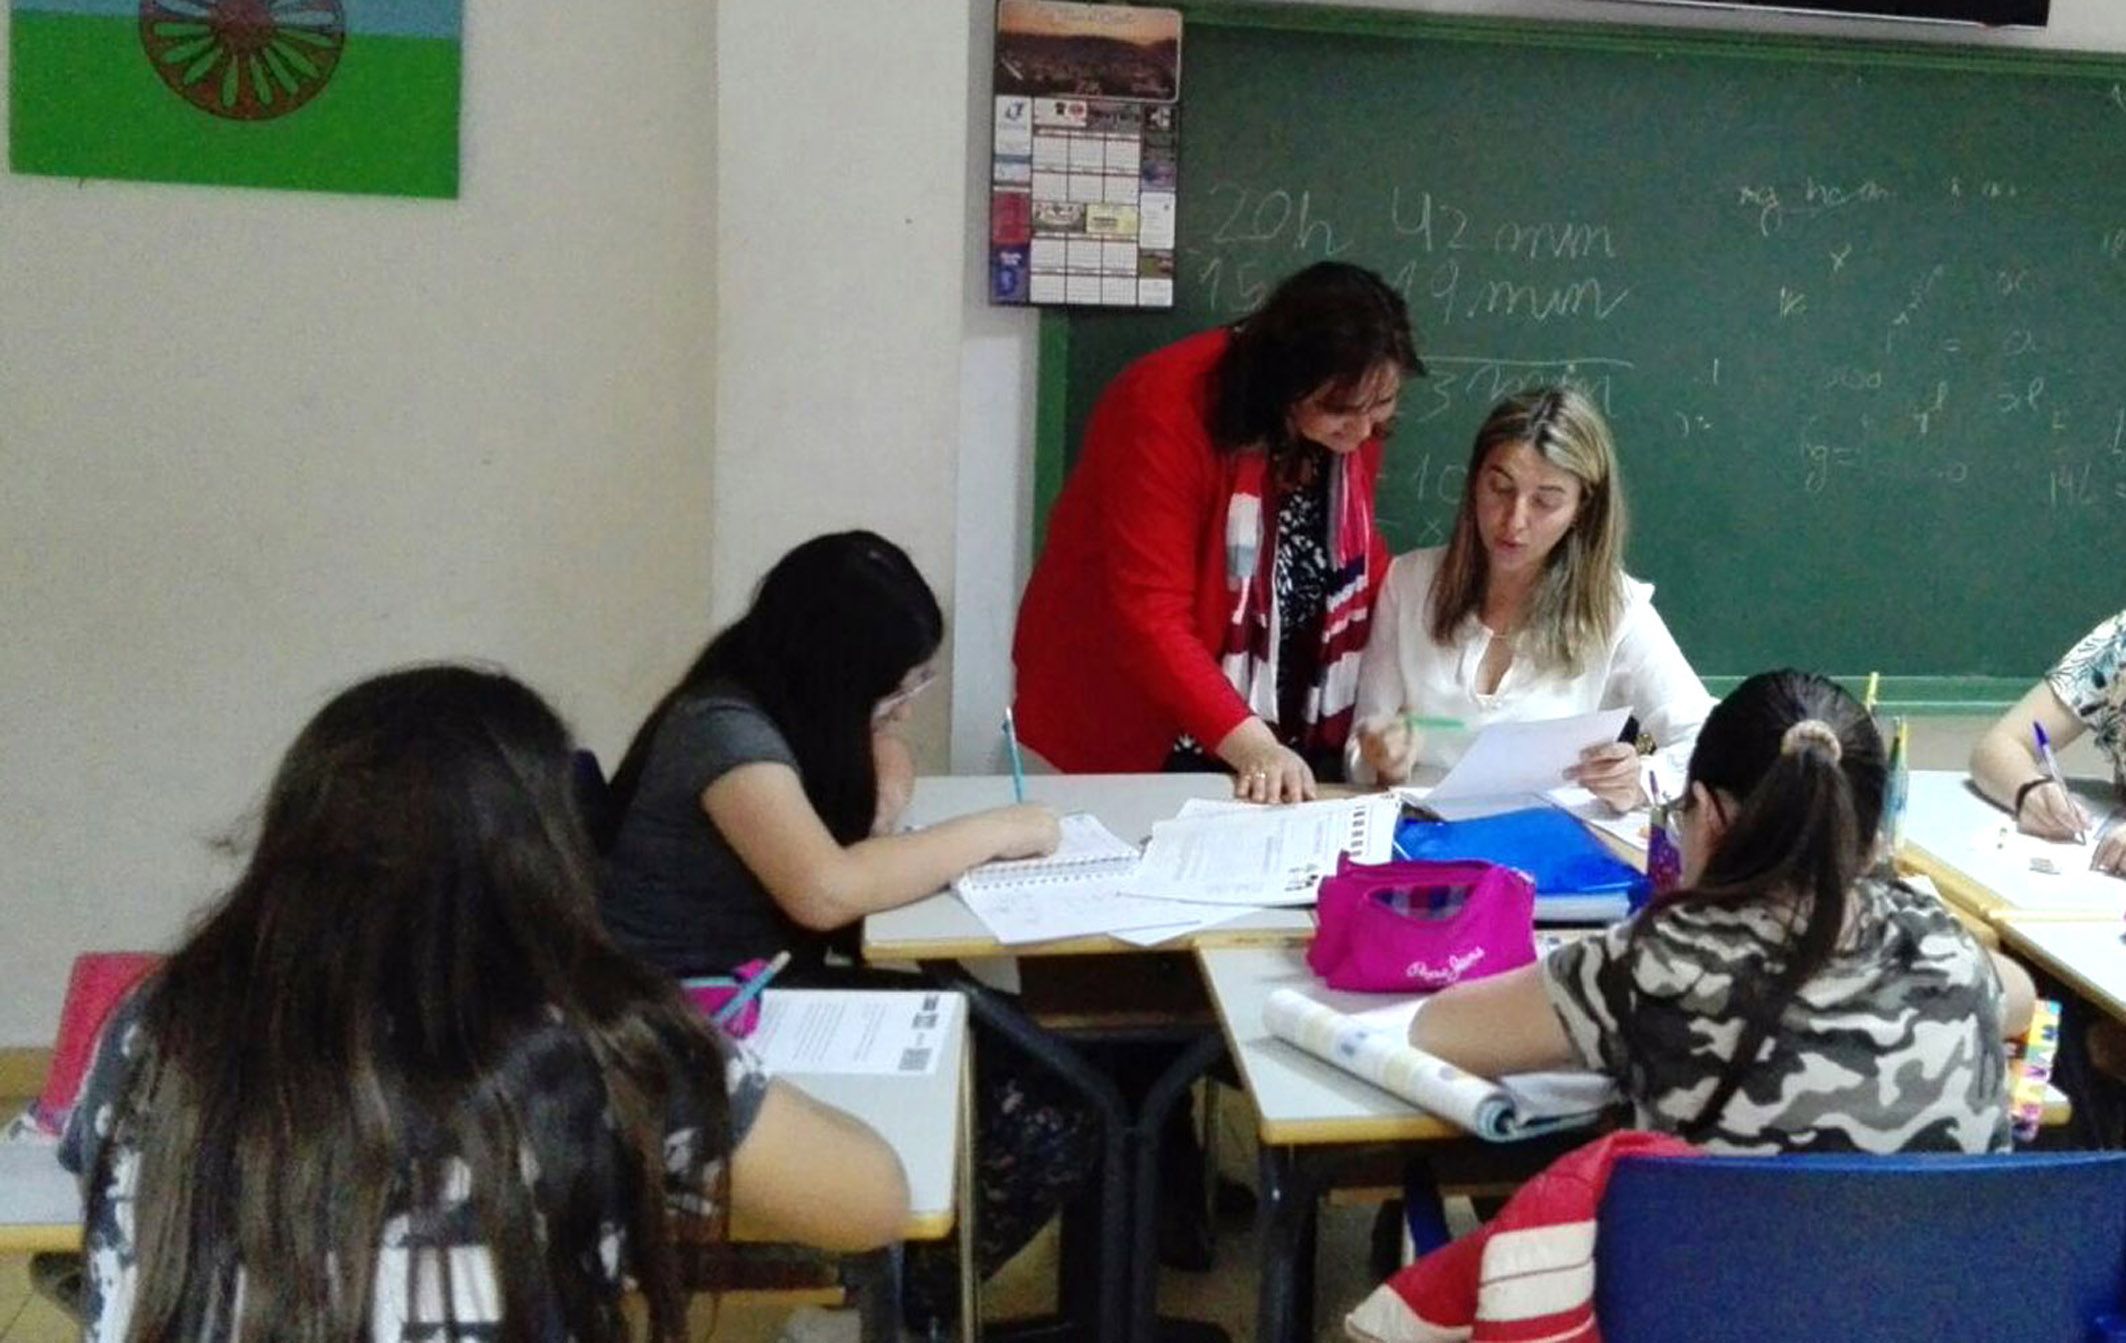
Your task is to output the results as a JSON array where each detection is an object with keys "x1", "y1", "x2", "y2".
[{"x1": 873, "y1": 668, "x2": 937, "y2": 723}]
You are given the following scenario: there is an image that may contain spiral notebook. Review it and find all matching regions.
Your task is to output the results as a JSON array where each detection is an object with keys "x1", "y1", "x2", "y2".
[
  {"x1": 952, "y1": 814, "x2": 1202, "y2": 945},
  {"x1": 952, "y1": 813, "x2": 1140, "y2": 896}
]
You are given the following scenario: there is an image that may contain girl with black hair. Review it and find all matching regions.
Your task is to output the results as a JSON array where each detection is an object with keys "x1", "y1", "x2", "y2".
[
  {"x1": 1411, "y1": 669, "x2": 2035, "y2": 1153},
  {"x1": 61, "y1": 665, "x2": 908, "y2": 1343},
  {"x1": 598, "y1": 530, "x2": 1088, "y2": 1322},
  {"x1": 1014, "y1": 261, "x2": 1424, "y2": 802}
]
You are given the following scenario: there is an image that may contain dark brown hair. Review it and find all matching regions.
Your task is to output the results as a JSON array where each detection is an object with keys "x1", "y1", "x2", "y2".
[
  {"x1": 1207, "y1": 261, "x2": 1422, "y2": 457},
  {"x1": 1637, "y1": 669, "x2": 1886, "y2": 1140},
  {"x1": 96, "y1": 665, "x2": 730, "y2": 1342}
]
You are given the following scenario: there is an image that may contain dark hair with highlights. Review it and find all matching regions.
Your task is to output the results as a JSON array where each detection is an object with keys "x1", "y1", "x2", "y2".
[
  {"x1": 93, "y1": 664, "x2": 733, "y2": 1343},
  {"x1": 1638, "y1": 669, "x2": 1886, "y2": 1140},
  {"x1": 1207, "y1": 261, "x2": 1423, "y2": 457}
]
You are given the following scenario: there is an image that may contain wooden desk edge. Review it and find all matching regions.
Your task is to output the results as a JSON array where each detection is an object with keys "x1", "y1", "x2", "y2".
[
  {"x1": 1194, "y1": 949, "x2": 1463, "y2": 1147},
  {"x1": 1257, "y1": 1115, "x2": 1464, "y2": 1145},
  {"x1": 0, "y1": 1224, "x2": 79, "y2": 1255},
  {"x1": 867, "y1": 920, "x2": 1309, "y2": 963},
  {"x1": 1899, "y1": 843, "x2": 2010, "y2": 921}
]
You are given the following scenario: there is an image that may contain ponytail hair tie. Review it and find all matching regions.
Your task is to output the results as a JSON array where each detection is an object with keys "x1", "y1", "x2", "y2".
[{"x1": 1780, "y1": 719, "x2": 1843, "y2": 764}]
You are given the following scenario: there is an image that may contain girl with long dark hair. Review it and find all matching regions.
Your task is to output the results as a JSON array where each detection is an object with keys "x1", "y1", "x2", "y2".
[
  {"x1": 61, "y1": 664, "x2": 907, "y2": 1343},
  {"x1": 598, "y1": 530, "x2": 1086, "y2": 1323},
  {"x1": 1410, "y1": 669, "x2": 2035, "y2": 1152}
]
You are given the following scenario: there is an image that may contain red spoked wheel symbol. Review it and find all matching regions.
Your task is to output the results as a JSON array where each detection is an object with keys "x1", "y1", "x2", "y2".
[{"x1": 140, "y1": 0, "x2": 346, "y2": 122}]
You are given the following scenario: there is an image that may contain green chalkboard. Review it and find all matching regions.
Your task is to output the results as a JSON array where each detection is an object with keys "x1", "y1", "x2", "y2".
[{"x1": 1041, "y1": 5, "x2": 2126, "y2": 700}]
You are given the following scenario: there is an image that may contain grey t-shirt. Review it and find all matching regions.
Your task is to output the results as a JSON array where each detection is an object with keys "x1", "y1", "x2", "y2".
[{"x1": 600, "y1": 689, "x2": 818, "y2": 976}]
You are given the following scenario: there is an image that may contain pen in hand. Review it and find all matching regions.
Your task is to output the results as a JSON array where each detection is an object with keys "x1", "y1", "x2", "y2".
[{"x1": 2032, "y1": 722, "x2": 2087, "y2": 846}]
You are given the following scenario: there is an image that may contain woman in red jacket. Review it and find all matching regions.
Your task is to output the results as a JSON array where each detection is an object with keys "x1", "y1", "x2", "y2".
[{"x1": 1014, "y1": 262, "x2": 1422, "y2": 801}]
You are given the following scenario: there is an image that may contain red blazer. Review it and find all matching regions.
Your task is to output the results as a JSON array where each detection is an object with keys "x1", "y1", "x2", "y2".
[{"x1": 1012, "y1": 328, "x2": 1389, "y2": 773}]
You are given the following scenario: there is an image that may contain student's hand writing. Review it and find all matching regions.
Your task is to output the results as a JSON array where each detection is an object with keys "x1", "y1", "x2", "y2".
[
  {"x1": 1564, "y1": 742, "x2": 1645, "y2": 812},
  {"x1": 1217, "y1": 719, "x2": 1317, "y2": 805},
  {"x1": 989, "y1": 805, "x2": 1062, "y2": 860},
  {"x1": 2017, "y1": 780, "x2": 2090, "y2": 843},
  {"x1": 1355, "y1": 714, "x2": 1421, "y2": 786},
  {"x1": 2092, "y1": 828, "x2": 2126, "y2": 879}
]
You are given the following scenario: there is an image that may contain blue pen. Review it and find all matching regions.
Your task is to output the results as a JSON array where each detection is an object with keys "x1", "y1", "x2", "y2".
[
  {"x1": 1002, "y1": 707, "x2": 1028, "y2": 804},
  {"x1": 2033, "y1": 721, "x2": 2087, "y2": 845},
  {"x1": 712, "y1": 950, "x2": 790, "y2": 1027}
]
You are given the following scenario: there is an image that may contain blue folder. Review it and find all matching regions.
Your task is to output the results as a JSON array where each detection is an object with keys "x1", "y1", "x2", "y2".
[{"x1": 1393, "y1": 806, "x2": 1650, "y2": 924}]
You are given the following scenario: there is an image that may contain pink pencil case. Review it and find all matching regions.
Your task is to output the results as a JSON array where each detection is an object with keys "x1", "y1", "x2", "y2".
[{"x1": 681, "y1": 958, "x2": 773, "y2": 1039}]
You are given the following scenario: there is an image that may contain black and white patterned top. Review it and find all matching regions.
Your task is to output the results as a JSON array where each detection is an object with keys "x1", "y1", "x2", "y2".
[
  {"x1": 60, "y1": 993, "x2": 769, "y2": 1342},
  {"x1": 1541, "y1": 876, "x2": 2012, "y2": 1154},
  {"x1": 2047, "y1": 609, "x2": 2126, "y2": 794},
  {"x1": 1272, "y1": 470, "x2": 1332, "y2": 733}
]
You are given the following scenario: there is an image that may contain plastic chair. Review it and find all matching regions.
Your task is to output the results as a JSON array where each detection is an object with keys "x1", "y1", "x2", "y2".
[
  {"x1": 1595, "y1": 1151, "x2": 2126, "y2": 1342},
  {"x1": 570, "y1": 749, "x2": 615, "y2": 850}
]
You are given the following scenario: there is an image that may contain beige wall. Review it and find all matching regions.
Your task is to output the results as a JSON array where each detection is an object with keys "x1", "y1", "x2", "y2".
[
  {"x1": 4, "y1": 0, "x2": 2124, "y2": 1044},
  {"x1": 0, "y1": 1, "x2": 719, "y2": 1043},
  {"x1": 708, "y1": 0, "x2": 973, "y2": 766}
]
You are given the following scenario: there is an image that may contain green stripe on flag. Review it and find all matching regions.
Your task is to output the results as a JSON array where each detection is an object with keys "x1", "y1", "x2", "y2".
[{"x1": 10, "y1": 11, "x2": 460, "y2": 198}]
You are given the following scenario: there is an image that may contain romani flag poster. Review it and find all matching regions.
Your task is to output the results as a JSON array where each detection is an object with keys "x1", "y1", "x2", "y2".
[{"x1": 10, "y1": 0, "x2": 460, "y2": 197}]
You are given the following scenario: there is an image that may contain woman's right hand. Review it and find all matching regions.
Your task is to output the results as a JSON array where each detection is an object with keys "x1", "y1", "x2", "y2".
[
  {"x1": 1355, "y1": 714, "x2": 1421, "y2": 786},
  {"x1": 989, "y1": 804, "x2": 1062, "y2": 860},
  {"x1": 2019, "y1": 780, "x2": 2091, "y2": 842},
  {"x1": 1217, "y1": 719, "x2": 1317, "y2": 804}
]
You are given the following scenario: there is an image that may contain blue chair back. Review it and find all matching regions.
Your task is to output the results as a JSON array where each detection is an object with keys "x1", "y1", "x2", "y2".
[
  {"x1": 1595, "y1": 1151, "x2": 2126, "y2": 1342},
  {"x1": 570, "y1": 749, "x2": 615, "y2": 851}
]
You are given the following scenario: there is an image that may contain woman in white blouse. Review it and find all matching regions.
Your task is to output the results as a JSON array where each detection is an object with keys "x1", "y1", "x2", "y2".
[{"x1": 1349, "y1": 386, "x2": 1713, "y2": 808}]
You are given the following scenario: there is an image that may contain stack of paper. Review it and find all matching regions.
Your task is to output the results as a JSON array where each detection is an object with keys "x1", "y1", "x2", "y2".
[
  {"x1": 1124, "y1": 795, "x2": 1402, "y2": 907},
  {"x1": 1405, "y1": 708, "x2": 1633, "y2": 821},
  {"x1": 951, "y1": 813, "x2": 1249, "y2": 946}
]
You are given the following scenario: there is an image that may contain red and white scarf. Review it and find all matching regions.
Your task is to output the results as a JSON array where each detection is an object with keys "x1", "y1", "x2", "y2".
[{"x1": 1216, "y1": 449, "x2": 1373, "y2": 758}]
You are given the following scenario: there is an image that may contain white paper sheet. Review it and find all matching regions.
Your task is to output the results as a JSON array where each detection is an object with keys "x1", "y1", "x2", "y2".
[
  {"x1": 1124, "y1": 795, "x2": 1400, "y2": 906},
  {"x1": 961, "y1": 881, "x2": 1220, "y2": 944},
  {"x1": 1968, "y1": 815, "x2": 2126, "y2": 914},
  {"x1": 1543, "y1": 784, "x2": 1653, "y2": 852},
  {"x1": 1422, "y1": 709, "x2": 1632, "y2": 819},
  {"x1": 1108, "y1": 905, "x2": 1254, "y2": 947},
  {"x1": 749, "y1": 989, "x2": 960, "y2": 1076}
]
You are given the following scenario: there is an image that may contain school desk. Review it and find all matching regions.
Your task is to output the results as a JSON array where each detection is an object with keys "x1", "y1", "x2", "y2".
[
  {"x1": 1900, "y1": 769, "x2": 2126, "y2": 925},
  {"x1": 0, "y1": 993, "x2": 972, "y2": 1343},
  {"x1": 865, "y1": 772, "x2": 1315, "y2": 961},
  {"x1": 873, "y1": 771, "x2": 1325, "y2": 1343},
  {"x1": 1995, "y1": 918, "x2": 2126, "y2": 1028},
  {"x1": 1196, "y1": 943, "x2": 2075, "y2": 1343}
]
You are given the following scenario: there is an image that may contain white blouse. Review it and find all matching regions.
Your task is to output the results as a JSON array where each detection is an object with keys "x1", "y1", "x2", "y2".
[{"x1": 1348, "y1": 546, "x2": 1715, "y2": 799}]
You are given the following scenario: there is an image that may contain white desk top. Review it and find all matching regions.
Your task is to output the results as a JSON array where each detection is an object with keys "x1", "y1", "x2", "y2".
[
  {"x1": 0, "y1": 1141, "x2": 77, "y2": 1253},
  {"x1": 1195, "y1": 945, "x2": 1460, "y2": 1145},
  {"x1": 1996, "y1": 918, "x2": 2126, "y2": 1024},
  {"x1": 864, "y1": 774, "x2": 1318, "y2": 959},
  {"x1": 0, "y1": 993, "x2": 968, "y2": 1252},
  {"x1": 759, "y1": 991, "x2": 965, "y2": 1241},
  {"x1": 1900, "y1": 769, "x2": 2126, "y2": 921}
]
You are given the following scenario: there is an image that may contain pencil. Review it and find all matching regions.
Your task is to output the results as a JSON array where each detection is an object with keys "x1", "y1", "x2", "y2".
[
  {"x1": 1002, "y1": 707, "x2": 1027, "y2": 803},
  {"x1": 713, "y1": 950, "x2": 790, "y2": 1026},
  {"x1": 1862, "y1": 672, "x2": 1880, "y2": 714}
]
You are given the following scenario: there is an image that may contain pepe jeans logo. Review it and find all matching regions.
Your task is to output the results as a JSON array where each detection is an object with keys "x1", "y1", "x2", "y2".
[{"x1": 1405, "y1": 946, "x2": 1485, "y2": 987}]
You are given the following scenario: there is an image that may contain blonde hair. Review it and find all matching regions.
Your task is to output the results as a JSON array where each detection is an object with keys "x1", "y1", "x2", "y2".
[{"x1": 1427, "y1": 386, "x2": 1628, "y2": 675}]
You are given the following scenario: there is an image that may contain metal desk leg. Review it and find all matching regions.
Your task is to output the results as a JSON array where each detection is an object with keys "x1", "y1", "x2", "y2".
[
  {"x1": 1401, "y1": 1156, "x2": 1452, "y2": 1257},
  {"x1": 1127, "y1": 1029, "x2": 1229, "y2": 1343},
  {"x1": 845, "y1": 1245, "x2": 905, "y2": 1343},
  {"x1": 942, "y1": 967, "x2": 1134, "y2": 1343},
  {"x1": 1253, "y1": 1145, "x2": 1329, "y2": 1343}
]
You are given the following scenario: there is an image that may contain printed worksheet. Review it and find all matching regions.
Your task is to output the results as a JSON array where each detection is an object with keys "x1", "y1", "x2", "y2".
[{"x1": 749, "y1": 989, "x2": 960, "y2": 1076}]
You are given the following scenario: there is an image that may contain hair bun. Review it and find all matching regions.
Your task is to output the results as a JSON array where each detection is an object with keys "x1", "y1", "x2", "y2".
[{"x1": 1780, "y1": 718, "x2": 1844, "y2": 764}]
